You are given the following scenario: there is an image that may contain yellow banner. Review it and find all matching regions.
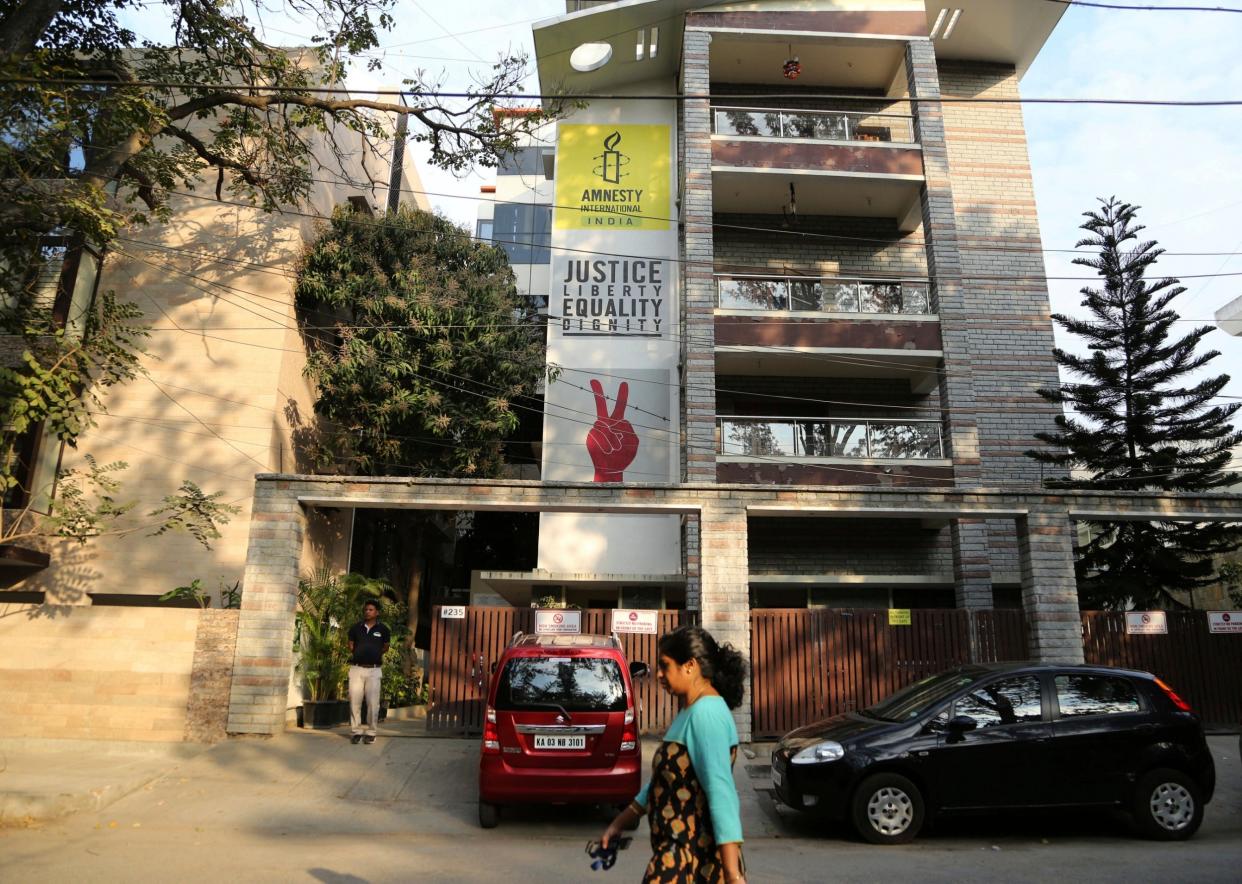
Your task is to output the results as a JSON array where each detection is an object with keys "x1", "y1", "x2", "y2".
[
  {"x1": 888, "y1": 608, "x2": 912, "y2": 626},
  {"x1": 554, "y1": 124, "x2": 670, "y2": 230}
]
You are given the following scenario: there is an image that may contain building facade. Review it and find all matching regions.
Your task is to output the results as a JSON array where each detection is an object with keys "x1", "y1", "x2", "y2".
[{"x1": 469, "y1": 0, "x2": 1068, "y2": 645}]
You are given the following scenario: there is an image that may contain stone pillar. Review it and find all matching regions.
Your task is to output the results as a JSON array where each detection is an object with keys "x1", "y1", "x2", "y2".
[
  {"x1": 906, "y1": 40, "x2": 991, "y2": 609},
  {"x1": 185, "y1": 609, "x2": 240, "y2": 743},
  {"x1": 683, "y1": 514, "x2": 702, "y2": 610},
  {"x1": 699, "y1": 499, "x2": 751, "y2": 741},
  {"x1": 681, "y1": 28, "x2": 717, "y2": 484},
  {"x1": 227, "y1": 481, "x2": 304, "y2": 735},
  {"x1": 1016, "y1": 508, "x2": 1084, "y2": 664}
]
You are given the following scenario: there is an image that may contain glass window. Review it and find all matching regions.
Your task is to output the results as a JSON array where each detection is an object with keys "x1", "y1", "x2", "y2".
[
  {"x1": 867, "y1": 669, "x2": 985, "y2": 723},
  {"x1": 476, "y1": 219, "x2": 493, "y2": 243},
  {"x1": 955, "y1": 676, "x2": 1043, "y2": 728},
  {"x1": 497, "y1": 146, "x2": 544, "y2": 176},
  {"x1": 492, "y1": 203, "x2": 551, "y2": 265},
  {"x1": 495, "y1": 656, "x2": 627, "y2": 712},
  {"x1": 1055, "y1": 674, "x2": 1141, "y2": 717}
]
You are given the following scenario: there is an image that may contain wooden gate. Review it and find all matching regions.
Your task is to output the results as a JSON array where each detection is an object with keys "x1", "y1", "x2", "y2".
[
  {"x1": 750, "y1": 608, "x2": 1028, "y2": 740},
  {"x1": 1081, "y1": 611, "x2": 1242, "y2": 730},
  {"x1": 427, "y1": 606, "x2": 696, "y2": 735}
]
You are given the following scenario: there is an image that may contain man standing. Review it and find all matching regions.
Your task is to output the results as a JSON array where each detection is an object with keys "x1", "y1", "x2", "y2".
[{"x1": 347, "y1": 600, "x2": 390, "y2": 745}]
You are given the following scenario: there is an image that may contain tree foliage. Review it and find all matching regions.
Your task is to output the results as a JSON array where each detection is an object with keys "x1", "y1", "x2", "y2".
[
  {"x1": 294, "y1": 206, "x2": 545, "y2": 477},
  {"x1": 1, "y1": 0, "x2": 548, "y2": 549},
  {"x1": 1028, "y1": 197, "x2": 1242, "y2": 609},
  {"x1": 0, "y1": 0, "x2": 549, "y2": 275}
]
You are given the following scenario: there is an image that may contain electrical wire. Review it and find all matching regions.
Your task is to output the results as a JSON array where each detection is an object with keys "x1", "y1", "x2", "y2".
[{"x1": 7, "y1": 76, "x2": 1242, "y2": 107}]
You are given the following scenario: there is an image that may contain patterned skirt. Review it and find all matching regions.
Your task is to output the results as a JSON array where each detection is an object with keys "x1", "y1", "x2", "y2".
[{"x1": 642, "y1": 741, "x2": 743, "y2": 884}]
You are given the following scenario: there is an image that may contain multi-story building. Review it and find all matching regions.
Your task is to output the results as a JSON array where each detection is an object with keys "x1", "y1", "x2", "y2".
[{"x1": 471, "y1": 2, "x2": 1069, "y2": 633}]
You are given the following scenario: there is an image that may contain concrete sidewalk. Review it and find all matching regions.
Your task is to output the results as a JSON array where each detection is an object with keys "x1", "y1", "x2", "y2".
[
  {"x1": 0, "y1": 739, "x2": 206, "y2": 825},
  {"x1": 0, "y1": 715, "x2": 457, "y2": 827}
]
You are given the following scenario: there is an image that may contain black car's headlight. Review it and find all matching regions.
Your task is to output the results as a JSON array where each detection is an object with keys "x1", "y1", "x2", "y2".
[{"x1": 790, "y1": 740, "x2": 845, "y2": 764}]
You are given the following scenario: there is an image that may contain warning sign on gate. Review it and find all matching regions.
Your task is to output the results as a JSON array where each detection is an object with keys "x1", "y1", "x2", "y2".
[
  {"x1": 1207, "y1": 611, "x2": 1242, "y2": 634},
  {"x1": 888, "y1": 609, "x2": 912, "y2": 626},
  {"x1": 611, "y1": 609, "x2": 659, "y2": 634},
  {"x1": 535, "y1": 609, "x2": 582, "y2": 635},
  {"x1": 1125, "y1": 611, "x2": 1168, "y2": 635}
]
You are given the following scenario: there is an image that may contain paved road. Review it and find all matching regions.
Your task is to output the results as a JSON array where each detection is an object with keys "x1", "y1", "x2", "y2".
[{"x1": 1, "y1": 727, "x2": 1238, "y2": 882}]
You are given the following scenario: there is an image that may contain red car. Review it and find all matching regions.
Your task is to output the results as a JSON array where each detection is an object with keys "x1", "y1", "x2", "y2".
[{"x1": 477, "y1": 633, "x2": 648, "y2": 828}]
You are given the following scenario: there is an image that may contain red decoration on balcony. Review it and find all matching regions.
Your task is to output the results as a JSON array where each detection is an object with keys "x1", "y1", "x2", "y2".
[{"x1": 782, "y1": 57, "x2": 801, "y2": 80}]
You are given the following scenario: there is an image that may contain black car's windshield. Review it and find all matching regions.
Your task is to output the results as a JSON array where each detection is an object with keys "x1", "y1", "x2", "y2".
[
  {"x1": 495, "y1": 656, "x2": 627, "y2": 712},
  {"x1": 866, "y1": 669, "x2": 984, "y2": 722}
]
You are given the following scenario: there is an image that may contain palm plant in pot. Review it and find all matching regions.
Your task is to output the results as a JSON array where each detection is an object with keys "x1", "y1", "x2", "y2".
[{"x1": 295, "y1": 569, "x2": 389, "y2": 728}]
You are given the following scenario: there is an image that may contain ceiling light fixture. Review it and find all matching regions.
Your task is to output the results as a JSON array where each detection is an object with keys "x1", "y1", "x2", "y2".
[{"x1": 782, "y1": 43, "x2": 801, "y2": 80}]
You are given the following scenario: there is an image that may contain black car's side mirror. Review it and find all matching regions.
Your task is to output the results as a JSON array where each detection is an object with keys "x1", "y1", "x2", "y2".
[
  {"x1": 630, "y1": 662, "x2": 651, "y2": 680},
  {"x1": 948, "y1": 714, "x2": 978, "y2": 734}
]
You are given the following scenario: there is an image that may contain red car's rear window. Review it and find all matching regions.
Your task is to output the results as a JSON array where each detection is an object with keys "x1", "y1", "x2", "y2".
[{"x1": 495, "y1": 656, "x2": 628, "y2": 712}]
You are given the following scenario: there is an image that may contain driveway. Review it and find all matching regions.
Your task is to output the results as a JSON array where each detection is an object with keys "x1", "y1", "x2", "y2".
[{"x1": 0, "y1": 725, "x2": 1238, "y2": 882}]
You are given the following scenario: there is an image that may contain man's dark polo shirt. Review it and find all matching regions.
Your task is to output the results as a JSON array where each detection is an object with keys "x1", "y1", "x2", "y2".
[{"x1": 348, "y1": 620, "x2": 391, "y2": 666}]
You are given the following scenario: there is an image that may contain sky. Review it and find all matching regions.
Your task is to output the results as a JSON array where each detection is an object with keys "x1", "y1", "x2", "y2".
[{"x1": 121, "y1": 1, "x2": 1242, "y2": 409}]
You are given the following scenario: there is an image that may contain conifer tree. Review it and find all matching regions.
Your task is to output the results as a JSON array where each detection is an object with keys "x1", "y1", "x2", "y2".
[{"x1": 1028, "y1": 197, "x2": 1242, "y2": 609}]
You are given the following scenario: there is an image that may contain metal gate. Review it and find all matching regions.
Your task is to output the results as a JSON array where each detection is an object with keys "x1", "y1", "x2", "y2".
[
  {"x1": 427, "y1": 606, "x2": 696, "y2": 735},
  {"x1": 1082, "y1": 611, "x2": 1242, "y2": 730},
  {"x1": 750, "y1": 608, "x2": 1028, "y2": 740}
]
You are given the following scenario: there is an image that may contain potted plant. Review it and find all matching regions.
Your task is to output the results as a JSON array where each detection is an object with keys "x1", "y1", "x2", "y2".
[{"x1": 295, "y1": 569, "x2": 389, "y2": 728}]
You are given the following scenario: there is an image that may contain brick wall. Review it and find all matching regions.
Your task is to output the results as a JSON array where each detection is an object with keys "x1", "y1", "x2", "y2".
[
  {"x1": 713, "y1": 213, "x2": 927, "y2": 279},
  {"x1": 938, "y1": 61, "x2": 1063, "y2": 581},
  {"x1": 184, "y1": 608, "x2": 240, "y2": 742},
  {"x1": 749, "y1": 517, "x2": 953, "y2": 577},
  {"x1": 0, "y1": 605, "x2": 201, "y2": 742}
]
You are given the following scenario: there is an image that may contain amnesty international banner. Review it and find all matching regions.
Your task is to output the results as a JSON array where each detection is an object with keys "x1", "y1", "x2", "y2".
[{"x1": 553, "y1": 124, "x2": 670, "y2": 230}]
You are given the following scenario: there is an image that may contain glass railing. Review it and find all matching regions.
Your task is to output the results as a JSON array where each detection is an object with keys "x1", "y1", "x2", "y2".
[
  {"x1": 718, "y1": 417, "x2": 944, "y2": 460},
  {"x1": 717, "y1": 274, "x2": 931, "y2": 315},
  {"x1": 713, "y1": 106, "x2": 916, "y2": 145}
]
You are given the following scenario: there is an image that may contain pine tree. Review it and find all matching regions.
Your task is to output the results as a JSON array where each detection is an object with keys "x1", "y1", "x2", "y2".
[{"x1": 1028, "y1": 197, "x2": 1242, "y2": 610}]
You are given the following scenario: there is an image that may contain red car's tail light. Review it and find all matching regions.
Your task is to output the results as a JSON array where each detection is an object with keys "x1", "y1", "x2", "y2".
[
  {"x1": 1154, "y1": 677, "x2": 1194, "y2": 713},
  {"x1": 483, "y1": 706, "x2": 500, "y2": 753},
  {"x1": 621, "y1": 707, "x2": 638, "y2": 753}
]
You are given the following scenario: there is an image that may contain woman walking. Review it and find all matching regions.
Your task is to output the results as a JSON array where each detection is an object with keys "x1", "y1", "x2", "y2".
[{"x1": 600, "y1": 625, "x2": 747, "y2": 884}]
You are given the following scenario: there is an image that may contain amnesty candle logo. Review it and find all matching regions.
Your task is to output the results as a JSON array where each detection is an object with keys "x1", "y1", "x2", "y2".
[{"x1": 554, "y1": 123, "x2": 669, "y2": 230}]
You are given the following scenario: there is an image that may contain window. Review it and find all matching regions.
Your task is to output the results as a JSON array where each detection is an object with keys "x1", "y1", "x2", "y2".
[
  {"x1": 496, "y1": 656, "x2": 627, "y2": 712},
  {"x1": 476, "y1": 219, "x2": 494, "y2": 244},
  {"x1": 955, "y1": 676, "x2": 1042, "y2": 728},
  {"x1": 497, "y1": 147, "x2": 552, "y2": 178},
  {"x1": 1055, "y1": 674, "x2": 1141, "y2": 717},
  {"x1": 491, "y1": 203, "x2": 551, "y2": 265}
]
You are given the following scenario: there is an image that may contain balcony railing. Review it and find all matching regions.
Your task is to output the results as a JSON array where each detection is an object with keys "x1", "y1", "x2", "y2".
[
  {"x1": 717, "y1": 274, "x2": 931, "y2": 315},
  {"x1": 713, "y1": 106, "x2": 916, "y2": 145},
  {"x1": 718, "y1": 417, "x2": 944, "y2": 460}
]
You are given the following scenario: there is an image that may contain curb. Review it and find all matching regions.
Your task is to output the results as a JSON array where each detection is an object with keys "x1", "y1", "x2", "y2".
[{"x1": 0, "y1": 770, "x2": 160, "y2": 826}]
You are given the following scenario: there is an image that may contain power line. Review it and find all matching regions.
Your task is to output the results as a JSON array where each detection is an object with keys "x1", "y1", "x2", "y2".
[
  {"x1": 6, "y1": 76, "x2": 1242, "y2": 107},
  {"x1": 100, "y1": 178, "x2": 1242, "y2": 283},
  {"x1": 1043, "y1": 0, "x2": 1242, "y2": 10}
]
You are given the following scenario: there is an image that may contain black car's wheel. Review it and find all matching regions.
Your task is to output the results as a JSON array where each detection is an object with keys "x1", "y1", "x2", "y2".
[
  {"x1": 478, "y1": 800, "x2": 500, "y2": 829},
  {"x1": 849, "y1": 773, "x2": 925, "y2": 845},
  {"x1": 1132, "y1": 768, "x2": 1202, "y2": 840}
]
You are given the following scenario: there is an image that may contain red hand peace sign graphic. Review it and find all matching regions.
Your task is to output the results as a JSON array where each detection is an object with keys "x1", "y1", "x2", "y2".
[{"x1": 586, "y1": 379, "x2": 639, "y2": 482}]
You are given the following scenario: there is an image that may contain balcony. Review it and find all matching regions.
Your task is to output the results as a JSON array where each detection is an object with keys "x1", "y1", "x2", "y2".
[
  {"x1": 713, "y1": 106, "x2": 915, "y2": 145},
  {"x1": 719, "y1": 417, "x2": 944, "y2": 460},
  {"x1": 713, "y1": 274, "x2": 942, "y2": 386},
  {"x1": 710, "y1": 102, "x2": 924, "y2": 227},
  {"x1": 717, "y1": 274, "x2": 931, "y2": 315},
  {"x1": 717, "y1": 416, "x2": 951, "y2": 487}
]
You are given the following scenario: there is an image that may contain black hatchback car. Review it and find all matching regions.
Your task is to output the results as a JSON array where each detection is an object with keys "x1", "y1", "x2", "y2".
[{"x1": 771, "y1": 662, "x2": 1214, "y2": 844}]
